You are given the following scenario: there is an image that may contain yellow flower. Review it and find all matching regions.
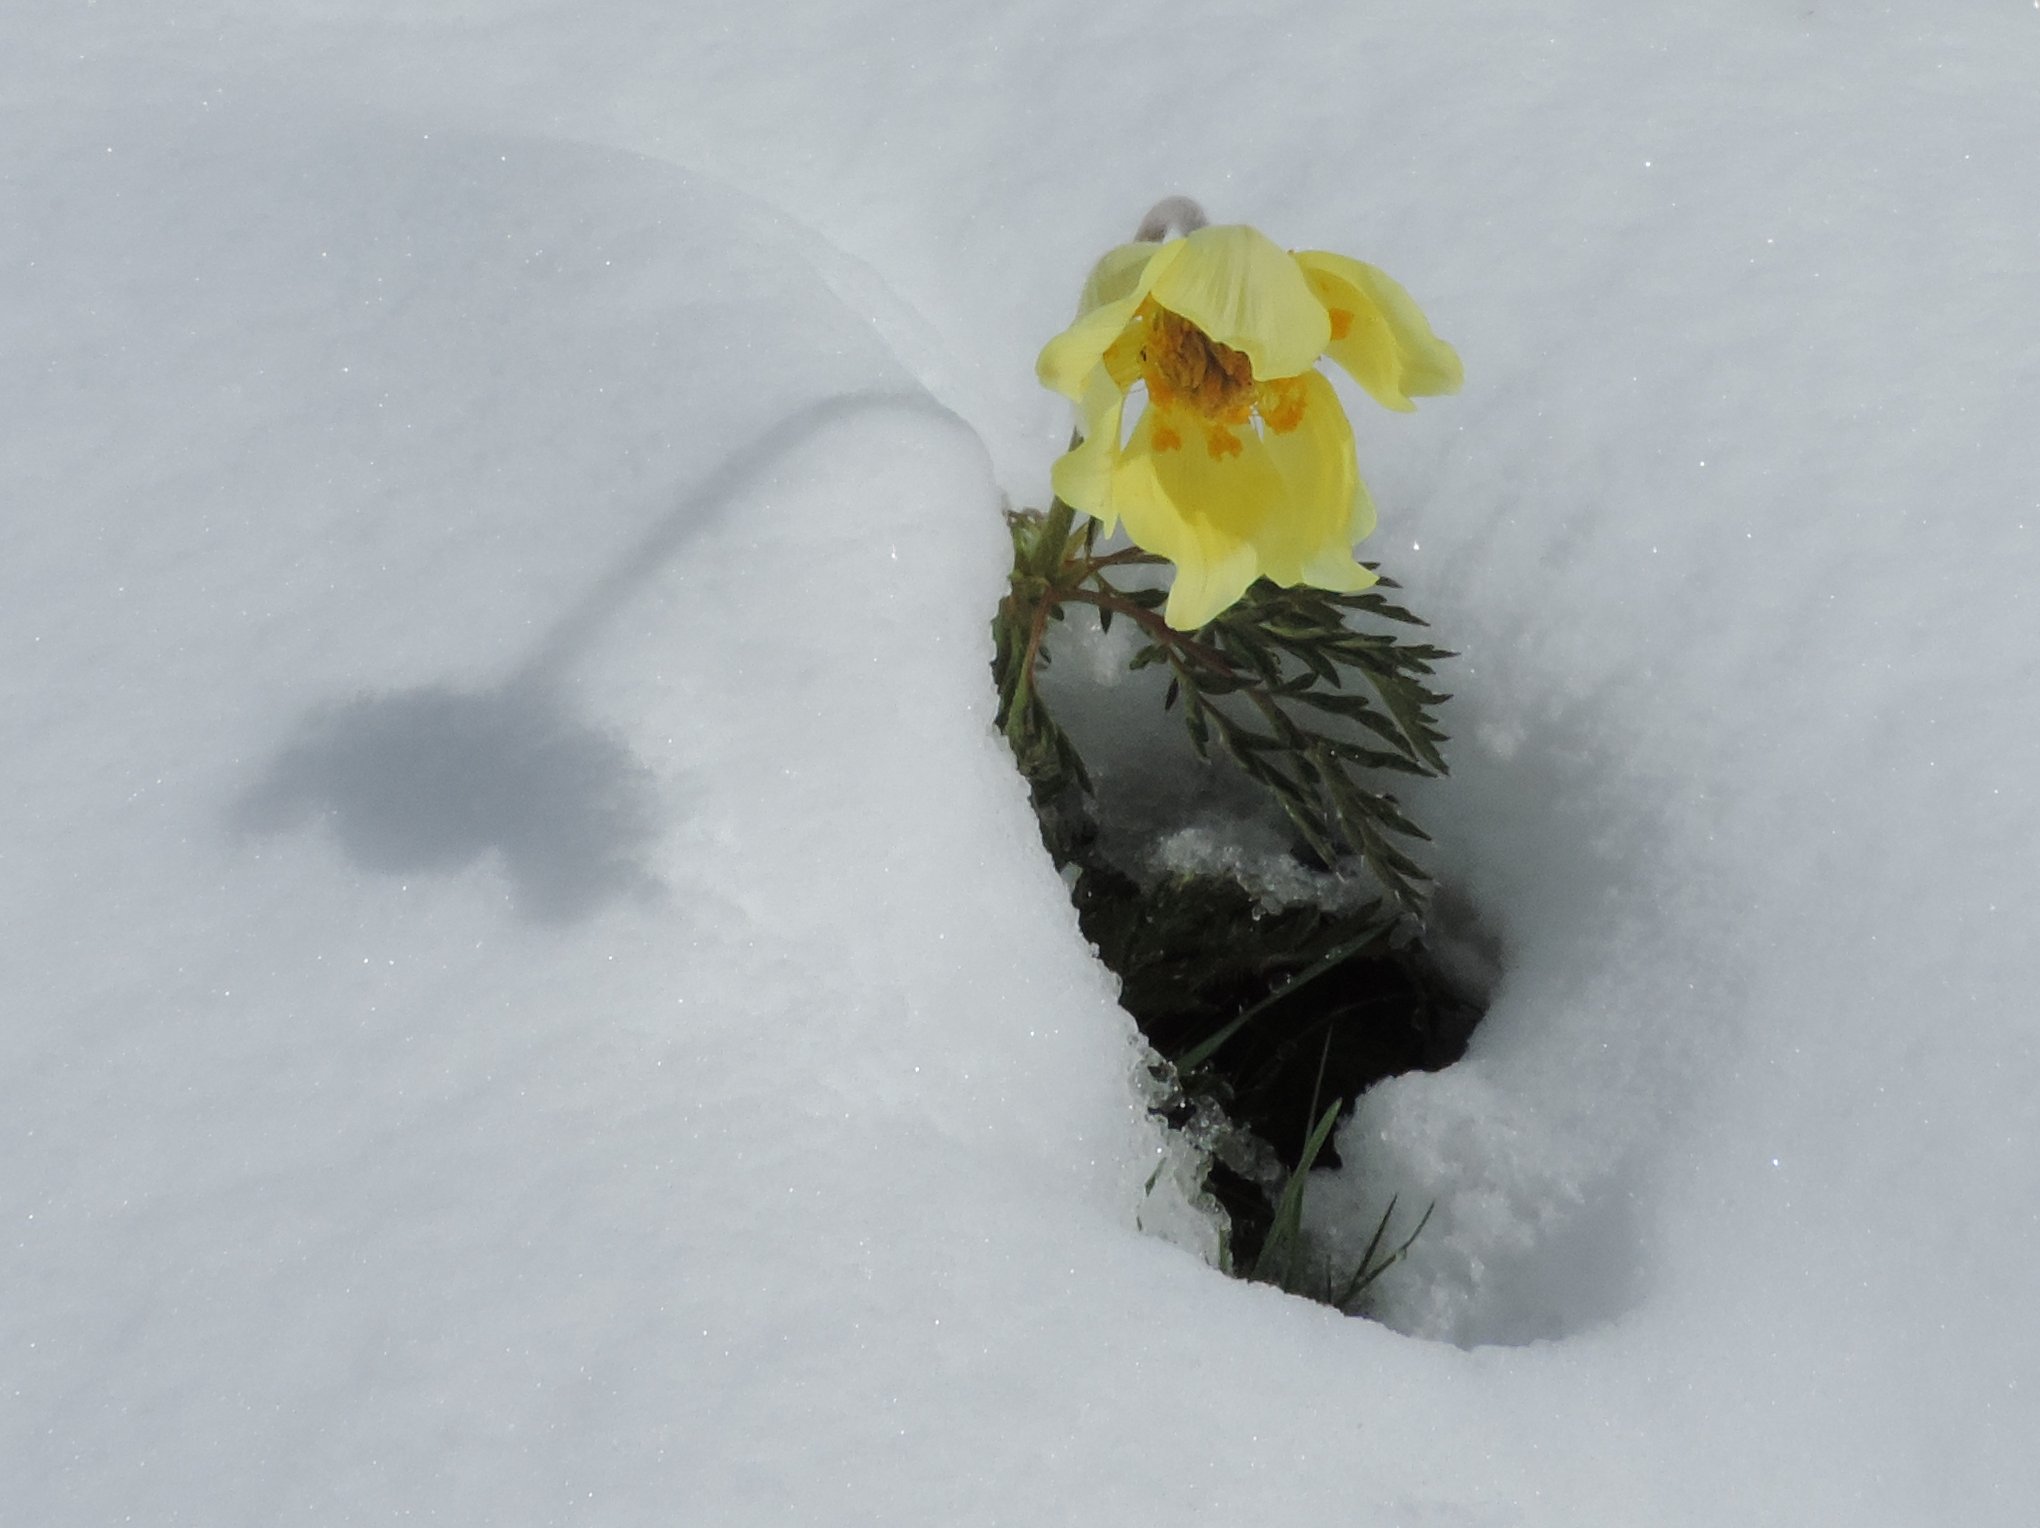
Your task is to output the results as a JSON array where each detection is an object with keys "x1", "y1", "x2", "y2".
[{"x1": 1036, "y1": 224, "x2": 1462, "y2": 630}]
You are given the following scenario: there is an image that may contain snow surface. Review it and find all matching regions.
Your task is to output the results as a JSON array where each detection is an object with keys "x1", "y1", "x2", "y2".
[{"x1": 7, "y1": 3, "x2": 2040, "y2": 1523}]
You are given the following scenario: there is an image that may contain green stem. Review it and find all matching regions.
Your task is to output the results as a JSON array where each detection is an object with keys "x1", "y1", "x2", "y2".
[
  {"x1": 1031, "y1": 498, "x2": 1078, "y2": 581},
  {"x1": 1060, "y1": 586, "x2": 1236, "y2": 677},
  {"x1": 1013, "y1": 592, "x2": 1054, "y2": 726},
  {"x1": 1079, "y1": 546, "x2": 1166, "y2": 575}
]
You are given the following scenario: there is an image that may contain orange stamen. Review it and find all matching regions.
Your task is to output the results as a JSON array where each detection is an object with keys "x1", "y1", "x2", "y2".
[
  {"x1": 1138, "y1": 305, "x2": 1257, "y2": 425},
  {"x1": 1257, "y1": 377, "x2": 1309, "y2": 434},
  {"x1": 1117, "y1": 300, "x2": 1321, "y2": 458}
]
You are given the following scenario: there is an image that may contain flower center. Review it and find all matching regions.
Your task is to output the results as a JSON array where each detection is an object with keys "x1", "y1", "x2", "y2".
[
  {"x1": 1139, "y1": 307, "x2": 1257, "y2": 425},
  {"x1": 1100, "y1": 300, "x2": 1315, "y2": 460}
]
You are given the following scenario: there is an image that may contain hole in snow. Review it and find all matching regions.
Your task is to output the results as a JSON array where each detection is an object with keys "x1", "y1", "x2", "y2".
[
  {"x1": 1017, "y1": 601, "x2": 1494, "y2": 1317},
  {"x1": 1297, "y1": 695, "x2": 1672, "y2": 1347}
]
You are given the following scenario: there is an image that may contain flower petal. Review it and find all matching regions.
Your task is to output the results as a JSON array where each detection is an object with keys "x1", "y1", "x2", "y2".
[
  {"x1": 1036, "y1": 241, "x2": 1182, "y2": 400},
  {"x1": 1048, "y1": 368, "x2": 1127, "y2": 531},
  {"x1": 1149, "y1": 225, "x2": 1331, "y2": 383},
  {"x1": 1293, "y1": 250, "x2": 1462, "y2": 412},
  {"x1": 1077, "y1": 240, "x2": 1166, "y2": 315},
  {"x1": 1113, "y1": 403, "x2": 1283, "y2": 629},
  {"x1": 1297, "y1": 541, "x2": 1380, "y2": 595},
  {"x1": 1162, "y1": 541, "x2": 1262, "y2": 632},
  {"x1": 1254, "y1": 372, "x2": 1375, "y2": 589}
]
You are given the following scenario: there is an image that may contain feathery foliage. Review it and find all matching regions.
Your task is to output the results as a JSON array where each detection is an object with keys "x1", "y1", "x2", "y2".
[
  {"x1": 995, "y1": 502, "x2": 1450, "y2": 916},
  {"x1": 992, "y1": 497, "x2": 1476, "y2": 1314}
]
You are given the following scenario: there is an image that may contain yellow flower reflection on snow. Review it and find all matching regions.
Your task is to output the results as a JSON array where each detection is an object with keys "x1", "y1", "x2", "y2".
[{"x1": 1037, "y1": 224, "x2": 1461, "y2": 630}]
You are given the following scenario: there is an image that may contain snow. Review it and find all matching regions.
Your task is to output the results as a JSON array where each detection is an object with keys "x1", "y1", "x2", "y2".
[{"x1": 7, "y1": 2, "x2": 2040, "y2": 1523}]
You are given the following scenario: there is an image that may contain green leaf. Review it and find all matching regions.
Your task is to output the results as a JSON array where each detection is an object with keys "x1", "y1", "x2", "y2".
[
  {"x1": 1334, "y1": 1199, "x2": 1436, "y2": 1312},
  {"x1": 1251, "y1": 1099, "x2": 1342, "y2": 1287},
  {"x1": 1177, "y1": 919, "x2": 1397, "y2": 1074},
  {"x1": 1320, "y1": 739, "x2": 1431, "y2": 774}
]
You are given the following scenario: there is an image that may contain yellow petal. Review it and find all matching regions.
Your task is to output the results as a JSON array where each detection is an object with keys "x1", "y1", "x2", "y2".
[
  {"x1": 1077, "y1": 240, "x2": 1166, "y2": 315},
  {"x1": 1113, "y1": 404, "x2": 1282, "y2": 630},
  {"x1": 1254, "y1": 372, "x2": 1374, "y2": 587},
  {"x1": 1036, "y1": 241, "x2": 1183, "y2": 400},
  {"x1": 1162, "y1": 542, "x2": 1262, "y2": 632},
  {"x1": 1293, "y1": 250, "x2": 1462, "y2": 412},
  {"x1": 1149, "y1": 225, "x2": 1331, "y2": 383},
  {"x1": 1297, "y1": 542, "x2": 1379, "y2": 595},
  {"x1": 1346, "y1": 456, "x2": 1378, "y2": 544},
  {"x1": 1049, "y1": 368, "x2": 1127, "y2": 532}
]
